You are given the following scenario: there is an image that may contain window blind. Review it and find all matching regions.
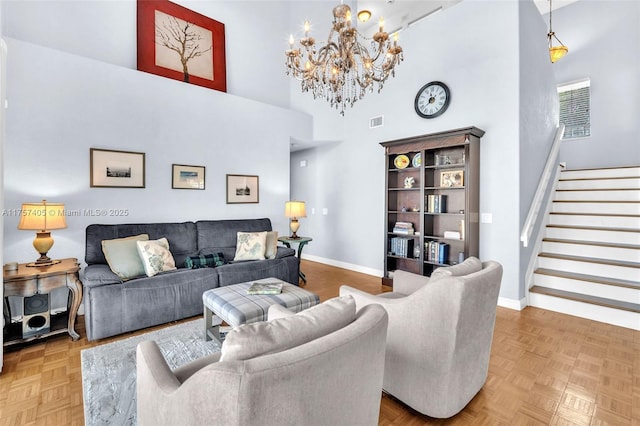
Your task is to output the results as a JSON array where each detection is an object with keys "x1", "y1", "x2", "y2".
[{"x1": 558, "y1": 80, "x2": 590, "y2": 139}]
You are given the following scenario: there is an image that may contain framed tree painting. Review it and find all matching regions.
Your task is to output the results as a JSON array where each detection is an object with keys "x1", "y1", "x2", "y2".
[{"x1": 137, "y1": 0, "x2": 227, "y2": 92}]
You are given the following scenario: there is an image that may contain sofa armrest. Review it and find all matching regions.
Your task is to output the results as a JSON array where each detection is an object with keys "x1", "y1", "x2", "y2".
[{"x1": 82, "y1": 264, "x2": 123, "y2": 288}]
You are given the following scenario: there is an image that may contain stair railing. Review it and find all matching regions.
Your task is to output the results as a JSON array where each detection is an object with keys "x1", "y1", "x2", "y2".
[{"x1": 520, "y1": 125, "x2": 565, "y2": 247}]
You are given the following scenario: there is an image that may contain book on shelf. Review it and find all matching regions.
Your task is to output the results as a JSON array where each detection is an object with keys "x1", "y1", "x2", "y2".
[
  {"x1": 424, "y1": 240, "x2": 450, "y2": 264},
  {"x1": 444, "y1": 230, "x2": 461, "y2": 240},
  {"x1": 393, "y1": 221, "x2": 414, "y2": 235},
  {"x1": 246, "y1": 281, "x2": 284, "y2": 295},
  {"x1": 389, "y1": 237, "x2": 414, "y2": 257},
  {"x1": 425, "y1": 194, "x2": 447, "y2": 213}
]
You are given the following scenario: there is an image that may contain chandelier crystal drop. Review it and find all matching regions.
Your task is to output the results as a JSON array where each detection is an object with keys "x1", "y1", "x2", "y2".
[{"x1": 285, "y1": 3, "x2": 403, "y2": 115}]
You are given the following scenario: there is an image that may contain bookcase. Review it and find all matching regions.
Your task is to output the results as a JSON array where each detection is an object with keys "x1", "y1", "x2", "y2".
[{"x1": 381, "y1": 126, "x2": 484, "y2": 287}]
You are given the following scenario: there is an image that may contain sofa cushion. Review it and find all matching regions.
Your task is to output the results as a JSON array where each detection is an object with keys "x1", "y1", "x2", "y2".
[
  {"x1": 195, "y1": 219, "x2": 272, "y2": 254},
  {"x1": 136, "y1": 238, "x2": 177, "y2": 277},
  {"x1": 430, "y1": 256, "x2": 482, "y2": 280},
  {"x1": 101, "y1": 234, "x2": 149, "y2": 280},
  {"x1": 233, "y1": 231, "x2": 267, "y2": 261},
  {"x1": 220, "y1": 295, "x2": 356, "y2": 362},
  {"x1": 184, "y1": 253, "x2": 225, "y2": 269},
  {"x1": 86, "y1": 222, "x2": 198, "y2": 267},
  {"x1": 265, "y1": 231, "x2": 278, "y2": 259}
]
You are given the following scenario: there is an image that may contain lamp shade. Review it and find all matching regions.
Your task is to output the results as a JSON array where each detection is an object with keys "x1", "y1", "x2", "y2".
[
  {"x1": 18, "y1": 200, "x2": 67, "y2": 231},
  {"x1": 284, "y1": 201, "x2": 306, "y2": 218},
  {"x1": 549, "y1": 46, "x2": 568, "y2": 63}
]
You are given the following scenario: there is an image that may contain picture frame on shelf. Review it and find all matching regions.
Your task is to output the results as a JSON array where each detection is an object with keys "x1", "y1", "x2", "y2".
[
  {"x1": 440, "y1": 170, "x2": 464, "y2": 188},
  {"x1": 226, "y1": 174, "x2": 259, "y2": 204},
  {"x1": 172, "y1": 164, "x2": 205, "y2": 190},
  {"x1": 90, "y1": 148, "x2": 145, "y2": 188},
  {"x1": 137, "y1": 0, "x2": 227, "y2": 92}
]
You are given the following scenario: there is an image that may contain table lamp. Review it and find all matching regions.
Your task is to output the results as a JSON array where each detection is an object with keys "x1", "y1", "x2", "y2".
[
  {"x1": 284, "y1": 201, "x2": 306, "y2": 239},
  {"x1": 18, "y1": 200, "x2": 67, "y2": 267}
]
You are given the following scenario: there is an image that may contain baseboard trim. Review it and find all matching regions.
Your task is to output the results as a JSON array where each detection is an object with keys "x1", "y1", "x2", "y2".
[
  {"x1": 497, "y1": 297, "x2": 527, "y2": 311},
  {"x1": 301, "y1": 254, "x2": 383, "y2": 278}
]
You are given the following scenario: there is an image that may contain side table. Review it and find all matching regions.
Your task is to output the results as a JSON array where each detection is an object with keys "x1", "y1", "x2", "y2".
[
  {"x1": 278, "y1": 236, "x2": 312, "y2": 284},
  {"x1": 3, "y1": 258, "x2": 83, "y2": 347}
]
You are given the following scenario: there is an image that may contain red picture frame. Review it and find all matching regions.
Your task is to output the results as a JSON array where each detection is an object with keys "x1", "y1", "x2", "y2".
[{"x1": 137, "y1": 0, "x2": 226, "y2": 92}]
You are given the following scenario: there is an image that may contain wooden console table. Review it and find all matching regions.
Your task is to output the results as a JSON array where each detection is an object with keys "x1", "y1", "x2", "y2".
[{"x1": 3, "y1": 258, "x2": 82, "y2": 347}]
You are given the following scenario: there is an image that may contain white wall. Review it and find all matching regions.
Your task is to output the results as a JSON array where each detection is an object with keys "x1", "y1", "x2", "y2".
[
  {"x1": 3, "y1": 0, "x2": 292, "y2": 108},
  {"x1": 551, "y1": 0, "x2": 640, "y2": 168},
  {"x1": 289, "y1": 0, "x2": 556, "y2": 303},
  {"x1": 517, "y1": 0, "x2": 560, "y2": 299},
  {"x1": 3, "y1": 37, "x2": 311, "y2": 268}
]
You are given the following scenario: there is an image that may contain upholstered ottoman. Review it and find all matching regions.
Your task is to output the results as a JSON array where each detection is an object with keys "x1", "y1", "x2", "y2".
[{"x1": 203, "y1": 278, "x2": 320, "y2": 343}]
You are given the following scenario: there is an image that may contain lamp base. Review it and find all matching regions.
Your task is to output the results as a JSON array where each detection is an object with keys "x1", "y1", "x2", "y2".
[
  {"x1": 26, "y1": 255, "x2": 61, "y2": 268},
  {"x1": 289, "y1": 218, "x2": 301, "y2": 239}
]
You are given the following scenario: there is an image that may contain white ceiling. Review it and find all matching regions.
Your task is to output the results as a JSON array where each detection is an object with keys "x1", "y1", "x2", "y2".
[{"x1": 354, "y1": 0, "x2": 580, "y2": 33}]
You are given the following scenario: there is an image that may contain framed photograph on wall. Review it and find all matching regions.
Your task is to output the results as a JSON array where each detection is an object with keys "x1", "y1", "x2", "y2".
[
  {"x1": 172, "y1": 164, "x2": 205, "y2": 189},
  {"x1": 226, "y1": 174, "x2": 259, "y2": 204},
  {"x1": 440, "y1": 170, "x2": 464, "y2": 188},
  {"x1": 90, "y1": 148, "x2": 145, "y2": 188},
  {"x1": 137, "y1": 0, "x2": 227, "y2": 92}
]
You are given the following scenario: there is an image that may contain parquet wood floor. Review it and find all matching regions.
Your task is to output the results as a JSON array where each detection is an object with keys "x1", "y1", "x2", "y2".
[{"x1": 0, "y1": 260, "x2": 638, "y2": 425}]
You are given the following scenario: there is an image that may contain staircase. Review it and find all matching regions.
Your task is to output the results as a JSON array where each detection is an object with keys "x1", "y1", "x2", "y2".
[{"x1": 529, "y1": 166, "x2": 640, "y2": 330}]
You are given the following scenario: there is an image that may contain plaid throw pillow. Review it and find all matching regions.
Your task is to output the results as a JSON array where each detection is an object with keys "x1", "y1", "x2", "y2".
[{"x1": 184, "y1": 253, "x2": 225, "y2": 269}]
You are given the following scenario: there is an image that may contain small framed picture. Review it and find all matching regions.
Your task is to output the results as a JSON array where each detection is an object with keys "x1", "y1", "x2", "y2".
[
  {"x1": 90, "y1": 148, "x2": 145, "y2": 188},
  {"x1": 226, "y1": 174, "x2": 259, "y2": 204},
  {"x1": 172, "y1": 164, "x2": 205, "y2": 190},
  {"x1": 440, "y1": 170, "x2": 464, "y2": 188}
]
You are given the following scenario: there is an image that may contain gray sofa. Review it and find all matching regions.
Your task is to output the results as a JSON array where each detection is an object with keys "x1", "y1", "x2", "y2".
[{"x1": 83, "y1": 218, "x2": 299, "y2": 341}]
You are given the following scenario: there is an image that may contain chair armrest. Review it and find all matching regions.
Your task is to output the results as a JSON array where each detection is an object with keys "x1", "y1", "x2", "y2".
[
  {"x1": 340, "y1": 285, "x2": 406, "y2": 311},
  {"x1": 392, "y1": 270, "x2": 430, "y2": 295},
  {"x1": 136, "y1": 341, "x2": 181, "y2": 393},
  {"x1": 268, "y1": 304, "x2": 296, "y2": 320}
]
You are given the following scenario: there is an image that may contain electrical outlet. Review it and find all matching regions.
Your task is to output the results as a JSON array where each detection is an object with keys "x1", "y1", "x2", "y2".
[{"x1": 481, "y1": 213, "x2": 493, "y2": 223}]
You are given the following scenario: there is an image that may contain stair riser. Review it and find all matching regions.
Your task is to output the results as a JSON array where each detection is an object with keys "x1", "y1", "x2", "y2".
[
  {"x1": 561, "y1": 167, "x2": 640, "y2": 180},
  {"x1": 558, "y1": 178, "x2": 640, "y2": 190},
  {"x1": 537, "y1": 256, "x2": 639, "y2": 281},
  {"x1": 555, "y1": 190, "x2": 640, "y2": 202},
  {"x1": 528, "y1": 293, "x2": 640, "y2": 331},
  {"x1": 552, "y1": 202, "x2": 640, "y2": 215},
  {"x1": 549, "y1": 214, "x2": 640, "y2": 229},
  {"x1": 533, "y1": 273, "x2": 640, "y2": 302},
  {"x1": 541, "y1": 241, "x2": 640, "y2": 263},
  {"x1": 545, "y1": 227, "x2": 640, "y2": 245}
]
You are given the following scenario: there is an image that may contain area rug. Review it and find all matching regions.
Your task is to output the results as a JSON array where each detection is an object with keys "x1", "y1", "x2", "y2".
[{"x1": 81, "y1": 319, "x2": 221, "y2": 426}]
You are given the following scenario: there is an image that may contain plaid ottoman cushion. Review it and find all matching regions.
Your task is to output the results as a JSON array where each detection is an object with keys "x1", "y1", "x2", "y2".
[{"x1": 203, "y1": 278, "x2": 319, "y2": 326}]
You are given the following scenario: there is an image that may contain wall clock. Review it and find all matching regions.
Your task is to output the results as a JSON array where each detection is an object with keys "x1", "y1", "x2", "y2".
[{"x1": 414, "y1": 81, "x2": 450, "y2": 119}]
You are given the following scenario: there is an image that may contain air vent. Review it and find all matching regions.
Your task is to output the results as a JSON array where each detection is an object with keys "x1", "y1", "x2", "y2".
[{"x1": 370, "y1": 115, "x2": 384, "y2": 129}]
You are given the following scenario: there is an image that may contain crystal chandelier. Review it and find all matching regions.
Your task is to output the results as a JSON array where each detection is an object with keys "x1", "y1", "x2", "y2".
[{"x1": 285, "y1": 2, "x2": 403, "y2": 115}]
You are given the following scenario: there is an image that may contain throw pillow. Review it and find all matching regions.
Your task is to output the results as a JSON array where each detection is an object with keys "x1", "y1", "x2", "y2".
[
  {"x1": 220, "y1": 295, "x2": 356, "y2": 362},
  {"x1": 264, "y1": 231, "x2": 279, "y2": 259},
  {"x1": 233, "y1": 231, "x2": 267, "y2": 261},
  {"x1": 430, "y1": 256, "x2": 482, "y2": 280},
  {"x1": 136, "y1": 238, "x2": 177, "y2": 277},
  {"x1": 184, "y1": 253, "x2": 225, "y2": 269},
  {"x1": 101, "y1": 234, "x2": 150, "y2": 280}
]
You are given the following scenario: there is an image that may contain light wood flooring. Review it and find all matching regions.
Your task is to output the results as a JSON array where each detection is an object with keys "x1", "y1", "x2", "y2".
[{"x1": 0, "y1": 260, "x2": 638, "y2": 425}]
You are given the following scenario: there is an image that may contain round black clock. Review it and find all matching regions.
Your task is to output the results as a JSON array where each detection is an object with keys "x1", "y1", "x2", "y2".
[{"x1": 414, "y1": 81, "x2": 450, "y2": 119}]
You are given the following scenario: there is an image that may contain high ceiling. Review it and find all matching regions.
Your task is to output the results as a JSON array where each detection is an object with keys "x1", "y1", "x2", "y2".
[{"x1": 354, "y1": 0, "x2": 580, "y2": 34}]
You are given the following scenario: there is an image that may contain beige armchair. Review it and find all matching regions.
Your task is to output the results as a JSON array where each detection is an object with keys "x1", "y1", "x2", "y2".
[
  {"x1": 340, "y1": 258, "x2": 503, "y2": 418},
  {"x1": 137, "y1": 296, "x2": 388, "y2": 426}
]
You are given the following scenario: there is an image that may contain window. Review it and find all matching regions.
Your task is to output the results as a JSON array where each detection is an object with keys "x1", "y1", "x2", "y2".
[{"x1": 558, "y1": 79, "x2": 590, "y2": 139}]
